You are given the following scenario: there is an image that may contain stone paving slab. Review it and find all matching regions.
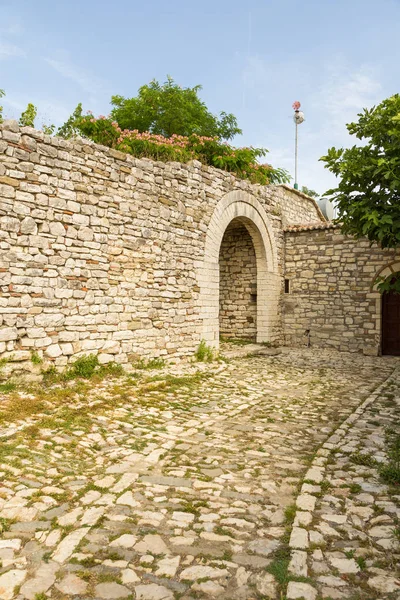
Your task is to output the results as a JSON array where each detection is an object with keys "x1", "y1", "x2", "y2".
[{"x1": 0, "y1": 348, "x2": 398, "y2": 599}]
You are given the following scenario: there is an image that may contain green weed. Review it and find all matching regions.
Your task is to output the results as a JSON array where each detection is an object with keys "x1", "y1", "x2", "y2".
[
  {"x1": 31, "y1": 351, "x2": 43, "y2": 365},
  {"x1": 350, "y1": 452, "x2": 378, "y2": 468},
  {"x1": 195, "y1": 340, "x2": 215, "y2": 362},
  {"x1": 0, "y1": 382, "x2": 16, "y2": 393},
  {"x1": 380, "y1": 428, "x2": 400, "y2": 485}
]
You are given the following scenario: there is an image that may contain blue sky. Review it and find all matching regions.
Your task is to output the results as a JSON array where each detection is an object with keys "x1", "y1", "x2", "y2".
[{"x1": 1, "y1": 0, "x2": 399, "y2": 194}]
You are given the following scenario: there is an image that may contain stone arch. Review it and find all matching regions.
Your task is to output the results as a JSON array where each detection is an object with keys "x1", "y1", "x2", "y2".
[
  {"x1": 198, "y1": 191, "x2": 280, "y2": 347},
  {"x1": 371, "y1": 261, "x2": 400, "y2": 292},
  {"x1": 369, "y1": 261, "x2": 400, "y2": 355}
]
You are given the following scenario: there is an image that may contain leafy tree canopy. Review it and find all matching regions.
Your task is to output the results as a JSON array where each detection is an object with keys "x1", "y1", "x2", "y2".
[
  {"x1": 57, "y1": 103, "x2": 83, "y2": 139},
  {"x1": 320, "y1": 94, "x2": 400, "y2": 250},
  {"x1": 19, "y1": 103, "x2": 37, "y2": 127},
  {"x1": 110, "y1": 76, "x2": 242, "y2": 140},
  {"x1": 301, "y1": 185, "x2": 319, "y2": 198},
  {"x1": 0, "y1": 88, "x2": 54, "y2": 132}
]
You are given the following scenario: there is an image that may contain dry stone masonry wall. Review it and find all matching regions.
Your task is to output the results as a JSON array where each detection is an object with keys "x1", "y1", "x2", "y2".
[
  {"x1": 0, "y1": 120, "x2": 323, "y2": 372},
  {"x1": 2, "y1": 117, "x2": 399, "y2": 368},
  {"x1": 284, "y1": 225, "x2": 400, "y2": 355}
]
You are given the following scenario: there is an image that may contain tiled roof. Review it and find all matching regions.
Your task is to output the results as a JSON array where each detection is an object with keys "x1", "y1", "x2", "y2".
[{"x1": 284, "y1": 221, "x2": 340, "y2": 233}]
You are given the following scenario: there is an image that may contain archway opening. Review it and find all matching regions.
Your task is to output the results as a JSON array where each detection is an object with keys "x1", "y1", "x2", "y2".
[
  {"x1": 219, "y1": 219, "x2": 257, "y2": 342},
  {"x1": 372, "y1": 263, "x2": 400, "y2": 356},
  {"x1": 199, "y1": 191, "x2": 280, "y2": 349},
  {"x1": 382, "y1": 274, "x2": 400, "y2": 355}
]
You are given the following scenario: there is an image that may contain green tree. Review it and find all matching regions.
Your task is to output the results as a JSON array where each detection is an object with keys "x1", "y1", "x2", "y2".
[
  {"x1": 42, "y1": 123, "x2": 56, "y2": 135},
  {"x1": 301, "y1": 185, "x2": 319, "y2": 198},
  {"x1": 320, "y1": 94, "x2": 400, "y2": 250},
  {"x1": 19, "y1": 103, "x2": 37, "y2": 127},
  {"x1": 110, "y1": 76, "x2": 242, "y2": 140},
  {"x1": 57, "y1": 103, "x2": 83, "y2": 139},
  {"x1": 0, "y1": 89, "x2": 5, "y2": 123}
]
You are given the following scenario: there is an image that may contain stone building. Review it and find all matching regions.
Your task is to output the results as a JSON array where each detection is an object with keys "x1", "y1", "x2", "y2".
[{"x1": 1, "y1": 119, "x2": 399, "y2": 373}]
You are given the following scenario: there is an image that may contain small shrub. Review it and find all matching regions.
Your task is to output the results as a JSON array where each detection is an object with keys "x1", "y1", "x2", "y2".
[
  {"x1": 195, "y1": 340, "x2": 215, "y2": 362},
  {"x1": 0, "y1": 517, "x2": 12, "y2": 533},
  {"x1": 76, "y1": 116, "x2": 290, "y2": 186},
  {"x1": 349, "y1": 483, "x2": 362, "y2": 494},
  {"x1": 31, "y1": 351, "x2": 43, "y2": 365},
  {"x1": 65, "y1": 354, "x2": 99, "y2": 379},
  {"x1": 42, "y1": 355, "x2": 123, "y2": 384},
  {"x1": 0, "y1": 382, "x2": 16, "y2": 393},
  {"x1": 380, "y1": 463, "x2": 400, "y2": 485},
  {"x1": 379, "y1": 428, "x2": 400, "y2": 485},
  {"x1": 350, "y1": 452, "x2": 378, "y2": 468},
  {"x1": 41, "y1": 365, "x2": 59, "y2": 385},
  {"x1": 100, "y1": 361, "x2": 124, "y2": 378},
  {"x1": 394, "y1": 526, "x2": 400, "y2": 542},
  {"x1": 134, "y1": 357, "x2": 165, "y2": 370},
  {"x1": 284, "y1": 504, "x2": 297, "y2": 525},
  {"x1": 356, "y1": 556, "x2": 367, "y2": 570},
  {"x1": 265, "y1": 545, "x2": 291, "y2": 586},
  {"x1": 0, "y1": 357, "x2": 9, "y2": 371}
]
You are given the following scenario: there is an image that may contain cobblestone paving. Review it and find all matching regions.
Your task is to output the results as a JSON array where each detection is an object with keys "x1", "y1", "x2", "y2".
[
  {"x1": 0, "y1": 349, "x2": 399, "y2": 600},
  {"x1": 289, "y1": 365, "x2": 400, "y2": 600}
]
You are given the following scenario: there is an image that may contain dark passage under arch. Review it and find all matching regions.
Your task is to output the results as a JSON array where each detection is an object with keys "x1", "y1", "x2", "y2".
[{"x1": 382, "y1": 287, "x2": 400, "y2": 355}]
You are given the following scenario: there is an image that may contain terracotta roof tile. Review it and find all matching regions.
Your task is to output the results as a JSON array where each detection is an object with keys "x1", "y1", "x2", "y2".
[{"x1": 284, "y1": 221, "x2": 340, "y2": 233}]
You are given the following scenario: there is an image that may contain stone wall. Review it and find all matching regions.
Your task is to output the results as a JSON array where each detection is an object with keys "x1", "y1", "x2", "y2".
[
  {"x1": 219, "y1": 220, "x2": 257, "y2": 340},
  {"x1": 277, "y1": 185, "x2": 325, "y2": 226},
  {"x1": 283, "y1": 224, "x2": 400, "y2": 355},
  {"x1": 0, "y1": 120, "x2": 323, "y2": 370}
]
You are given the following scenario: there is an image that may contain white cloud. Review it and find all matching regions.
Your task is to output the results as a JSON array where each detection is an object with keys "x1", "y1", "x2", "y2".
[
  {"x1": 312, "y1": 61, "x2": 382, "y2": 134},
  {"x1": 45, "y1": 58, "x2": 105, "y2": 95},
  {"x1": 264, "y1": 61, "x2": 383, "y2": 195},
  {"x1": 0, "y1": 22, "x2": 24, "y2": 36},
  {"x1": 0, "y1": 43, "x2": 25, "y2": 60},
  {"x1": 237, "y1": 49, "x2": 385, "y2": 195}
]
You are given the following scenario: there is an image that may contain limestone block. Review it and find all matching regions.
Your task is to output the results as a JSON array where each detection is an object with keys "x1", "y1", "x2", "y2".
[
  {"x1": 0, "y1": 216, "x2": 20, "y2": 232},
  {"x1": 45, "y1": 344, "x2": 63, "y2": 358},
  {"x1": 2, "y1": 119, "x2": 19, "y2": 132},
  {"x1": 98, "y1": 353, "x2": 114, "y2": 364},
  {"x1": 101, "y1": 340, "x2": 120, "y2": 354},
  {"x1": 60, "y1": 343, "x2": 74, "y2": 355},
  {"x1": 20, "y1": 217, "x2": 37, "y2": 234},
  {"x1": 77, "y1": 227, "x2": 94, "y2": 241},
  {"x1": 50, "y1": 222, "x2": 66, "y2": 237},
  {"x1": 0, "y1": 327, "x2": 18, "y2": 342}
]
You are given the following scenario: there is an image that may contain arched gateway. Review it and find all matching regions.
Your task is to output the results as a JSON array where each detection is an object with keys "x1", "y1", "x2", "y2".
[
  {"x1": 373, "y1": 261, "x2": 400, "y2": 355},
  {"x1": 198, "y1": 191, "x2": 280, "y2": 348}
]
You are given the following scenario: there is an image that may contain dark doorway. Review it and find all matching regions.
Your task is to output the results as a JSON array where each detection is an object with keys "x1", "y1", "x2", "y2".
[{"x1": 382, "y1": 289, "x2": 400, "y2": 355}]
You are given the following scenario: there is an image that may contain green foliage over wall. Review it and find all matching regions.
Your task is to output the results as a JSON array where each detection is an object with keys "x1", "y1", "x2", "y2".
[
  {"x1": 110, "y1": 77, "x2": 242, "y2": 140},
  {"x1": 19, "y1": 103, "x2": 38, "y2": 127},
  {"x1": 321, "y1": 94, "x2": 400, "y2": 249},
  {"x1": 0, "y1": 89, "x2": 5, "y2": 124},
  {"x1": 75, "y1": 115, "x2": 289, "y2": 185}
]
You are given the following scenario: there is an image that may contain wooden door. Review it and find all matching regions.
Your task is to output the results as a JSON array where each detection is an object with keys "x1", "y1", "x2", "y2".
[{"x1": 382, "y1": 290, "x2": 400, "y2": 355}]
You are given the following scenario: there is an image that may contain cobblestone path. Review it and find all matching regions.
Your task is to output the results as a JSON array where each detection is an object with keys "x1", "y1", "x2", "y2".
[{"x1": 0, "y1": 349, "x2": 399, "y2": 600}]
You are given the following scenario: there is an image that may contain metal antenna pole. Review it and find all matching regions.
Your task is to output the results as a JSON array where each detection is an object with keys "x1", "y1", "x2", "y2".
[{"x1": 292, "y1": 101, "x2": 304, "y2": 191}]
